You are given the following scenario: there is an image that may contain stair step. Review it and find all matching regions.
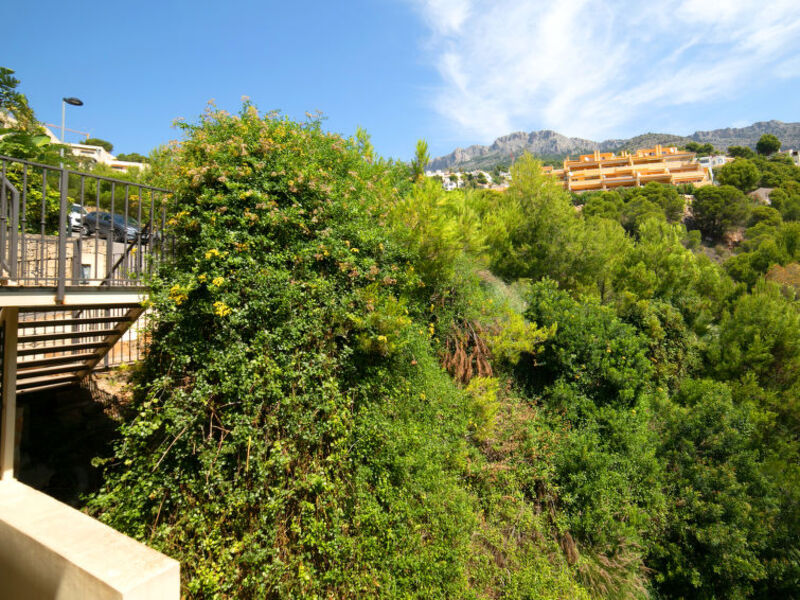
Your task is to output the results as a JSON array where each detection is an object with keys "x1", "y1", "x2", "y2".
[
  {"x1": 17, "y1": 342, "x2": 108, "y2": 357},
  {"x1": 19, "y1": 329, "x2": 119, "y2": 343},
  {"x1": 16, "y1": 364, "x2": 86, "y2": 380},
  {"x1": 19, "y1": 303, "x2": 141, "y2": 313},
  {"x1": 17, "y1": 353, "x2": 98, "y2": 370},
  {"x1": 18, "y1": 316, "x2": 133, "y2": 329},
  {"x1": 17, "y1": 381, "x2": 79, "y2": 395},
  {"x1": 17, "y1": 375, "x2": 79, "y2": 390}
]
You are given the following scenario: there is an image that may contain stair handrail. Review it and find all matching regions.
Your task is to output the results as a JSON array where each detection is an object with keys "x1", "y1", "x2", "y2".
[{"x1": 97, "y1": 222, "x2": 153, "y2": 287}]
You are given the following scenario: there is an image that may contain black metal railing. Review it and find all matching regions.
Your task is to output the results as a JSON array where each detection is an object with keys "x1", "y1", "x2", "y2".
[{"x1": 0, "y1": 154, "x2": 176, "y2": 301}]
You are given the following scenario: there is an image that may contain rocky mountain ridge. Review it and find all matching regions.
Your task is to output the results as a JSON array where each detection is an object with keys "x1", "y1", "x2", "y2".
[{"x1": 428, "y1": 120, "x2": 800, "y2": 171}]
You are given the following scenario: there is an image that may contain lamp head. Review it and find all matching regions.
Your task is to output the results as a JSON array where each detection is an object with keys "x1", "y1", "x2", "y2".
[{"x1": 62, "y1": 97, "x2": 83, "y2": 106}]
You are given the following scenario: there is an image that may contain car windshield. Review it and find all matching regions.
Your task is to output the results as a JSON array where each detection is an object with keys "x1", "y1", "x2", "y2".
[{"x1": 111, "y1": 214, "x2": 139, "y2": 227}]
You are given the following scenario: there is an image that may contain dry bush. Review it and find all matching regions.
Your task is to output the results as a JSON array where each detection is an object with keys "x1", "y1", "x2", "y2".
[
  {"x1": 442, "y1": 319, "x2": 493, "y2": 384},
  {"x1": 576, "y1": 544, "x2": 650, "y2": 600}
]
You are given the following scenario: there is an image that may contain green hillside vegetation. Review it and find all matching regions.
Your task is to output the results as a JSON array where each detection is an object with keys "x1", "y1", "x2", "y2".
[
  {"x1": 80, "y1": 105, "x2": 800, "y2": 599},
  {"x1": 712, "y1": 152, "x2": 800, "y2": 288}
]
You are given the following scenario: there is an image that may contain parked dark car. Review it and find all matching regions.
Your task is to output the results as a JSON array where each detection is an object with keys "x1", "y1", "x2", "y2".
[{"x1": 83, "y1": 212, "x2": 150, "y2": 243}]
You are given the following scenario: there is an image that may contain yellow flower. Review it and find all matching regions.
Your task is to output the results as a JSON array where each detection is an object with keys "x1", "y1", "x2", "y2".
[
  {"x1": 205, "y1": 249, "x2": 221, "y2": 259},
  {"x1": 169, "y1": 285, "x2": 188, "y2": 306},
  {"x1": 213, "y1": 301, "x2": 232, "y2": 317},
  {"x1": 377, "y1": 335, "x2": 387, "y2": 343},
  {"x1": 198, "y1": 273, "x2": 207, "y2": 282},
  {"x1": 211, "y1": 276, "x2": 225, "y2": 287},
  {"x1": 169, "y1": 210, "x2": 189, "y2": 227}
]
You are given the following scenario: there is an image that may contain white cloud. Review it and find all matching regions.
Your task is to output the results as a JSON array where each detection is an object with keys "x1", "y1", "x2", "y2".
[
  {"x1": 409, "y1": 0, "x2": 800, "y2": 140},
  {"x1": 410, "y1": 0, "x2": 471, "y2": 35}
]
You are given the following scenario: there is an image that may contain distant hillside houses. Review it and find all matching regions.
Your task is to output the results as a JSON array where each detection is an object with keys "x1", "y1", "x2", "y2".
[
  {"x1": 0, "y1": 110, "x2": 147, "y2": 174},
  {"x1": 543, "y1": 145, "x2": 714, "y2": 193},
  {"x1": 37, "y1": 125, "x2": 147, "y2": 173},
  {"x1": 426, "y1": 169, "x2": 511, "y2": 191},
  {"x1": 697, "y1": 155, "x2": 733, "y2": 169}
]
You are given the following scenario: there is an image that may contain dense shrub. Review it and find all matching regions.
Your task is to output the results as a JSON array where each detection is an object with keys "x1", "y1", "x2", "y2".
[
  {"x1": 89, "y1": 106, "x2": 589, "y2": 598},
  {"x1": 521, "y1": 281, "x2": 665, "y2": 589},
  {"x1": 651, "y1": 379, "x2": 776, "y2": 599}
]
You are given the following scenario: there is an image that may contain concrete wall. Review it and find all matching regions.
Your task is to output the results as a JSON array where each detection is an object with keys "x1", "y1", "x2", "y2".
[{"x1": 0, "y1": 479, "x2": 179, "y2": 599}]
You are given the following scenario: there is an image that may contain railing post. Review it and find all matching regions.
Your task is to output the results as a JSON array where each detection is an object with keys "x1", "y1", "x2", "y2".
[
  {"x1": 56, "y1": 168, "x2": 69, "y2": 302},
  {"x1": 0, "y1": 163, "x2": 8, "y2": 278},
  {"x1": 8, "y1": 186, "x2": 19, "y2": 281},
  {"x1": 1, "y1": 307, "x2": 19, "y2": 480},
  {"x1": 71, "y1": 238, "x2": 82, "y2": 283},
  {"x1": 0, "y1": 172, "x2": 21, "y2": 282}
]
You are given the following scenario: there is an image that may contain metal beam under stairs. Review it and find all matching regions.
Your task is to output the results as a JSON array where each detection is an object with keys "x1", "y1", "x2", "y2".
[{"x1": 14, "y1": 302, "x2": 145, "y2": 395}]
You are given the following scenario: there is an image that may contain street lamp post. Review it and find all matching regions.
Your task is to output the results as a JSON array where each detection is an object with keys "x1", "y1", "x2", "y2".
[
  {"x1": 60, "y1": 97, "x2": 84, "y2": 142},
  {"x1": 60, "y1": 97, "x2": 83, "y2": 164}
]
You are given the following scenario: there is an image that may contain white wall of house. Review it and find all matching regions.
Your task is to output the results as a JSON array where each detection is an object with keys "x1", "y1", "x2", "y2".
[{"x1": 68, "y1": 144, "x2": 146, "y2": 173}]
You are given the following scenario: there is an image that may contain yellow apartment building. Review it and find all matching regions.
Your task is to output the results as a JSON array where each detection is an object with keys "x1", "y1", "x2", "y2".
[{"x1": 543, "y1": 145, "x2": 711, "y2": 192}]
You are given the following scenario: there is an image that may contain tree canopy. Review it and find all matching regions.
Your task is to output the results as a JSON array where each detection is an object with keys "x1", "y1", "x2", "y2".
[
  {"x1": 115, "y1": 152, "x2": 147, "y2": 163},
  {"x1": 411, "y1": 138, "x2": 429, "y2": 182},
  {"x1": 83, "y1": 137, "x2": 114, "y2": 152},
  {"x1": 683, "y1": 141, "x2": 716, "y2": 156},
  {"x1": 716, "y1": 158, "x2": 762, "y2": 192},
  {"x1": 692, "y1": 185, "x2": 752, "y2": 241},
  {"x1": 756, "y1": 133, "x2": 781, "y2": 156},
  {"x1": 729, "y1": 145, "x2": 756, "y2": 159}
]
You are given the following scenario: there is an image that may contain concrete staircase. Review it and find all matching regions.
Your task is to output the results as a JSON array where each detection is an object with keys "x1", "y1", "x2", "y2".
[{"x1": 14, "y1": 304, "x2": 145, "y2": 395}]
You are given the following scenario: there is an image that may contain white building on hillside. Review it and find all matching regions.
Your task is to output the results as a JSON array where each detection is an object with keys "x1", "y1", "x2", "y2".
[
  {"x1": 37, "y1": 123, "x2": 147, "y2": 173},
  {"x1": 781, "y1": 149, "x2": 800, "y2": 167},
  {"x1": 66, "y1": 142, "x2": 147, "y2": 173},
  {"x1": 697, "y1": 155, "x2": 732, "y2": 169}
]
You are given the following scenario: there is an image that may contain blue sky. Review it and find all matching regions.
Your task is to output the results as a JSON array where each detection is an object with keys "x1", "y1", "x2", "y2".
[{"x1": 4, "y1": 1, "x2": 800, "y2": 160}]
